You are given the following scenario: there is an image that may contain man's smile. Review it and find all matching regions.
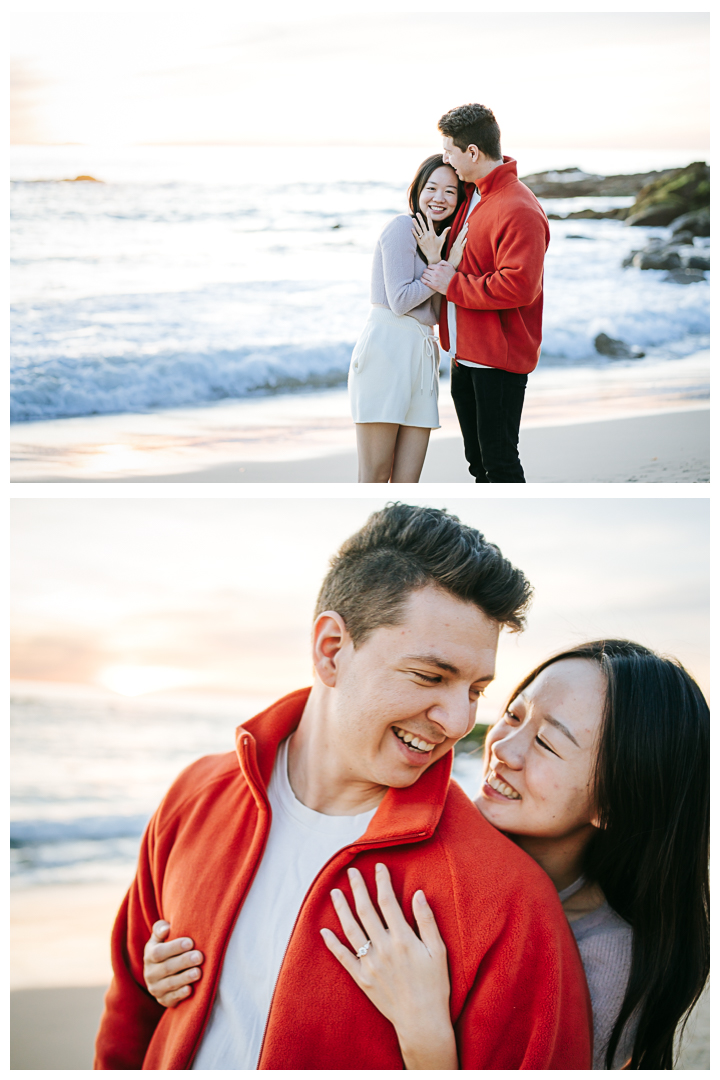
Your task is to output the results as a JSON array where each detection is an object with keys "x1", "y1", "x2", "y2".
[{"x1": 391, "y1": 725, "x2": 439, "y2": 754}]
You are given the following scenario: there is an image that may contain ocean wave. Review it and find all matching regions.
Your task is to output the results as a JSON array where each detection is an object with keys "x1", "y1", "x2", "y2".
[
  {"x1": 11, "y1": 814, "x2": 150, "y2": 846},
  {"x1": 10, "y1": 342, "x2": 355, "y2": 422},
  {"x1": 11, "y1": 298, "x2": 709, "y2": 422},
  {"x1": 541, "y1": 280, "x2": 709, "y2": 361}
]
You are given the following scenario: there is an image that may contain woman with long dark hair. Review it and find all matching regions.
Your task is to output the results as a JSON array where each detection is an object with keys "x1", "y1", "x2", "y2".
[
  {"x1": 348, "y1": 153, "x2": 468, "y2": 482},
  {"x1": 142, "y1": 640, "x2": 709, "y2": 1069},
  {"x1": 320, "y1": 640, "x2": 709, "y2": 1069}
]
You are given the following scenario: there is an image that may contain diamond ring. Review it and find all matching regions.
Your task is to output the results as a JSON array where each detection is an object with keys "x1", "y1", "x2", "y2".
[{"x1": 356, "y1": 939, "x2": 372, "y2": 958}]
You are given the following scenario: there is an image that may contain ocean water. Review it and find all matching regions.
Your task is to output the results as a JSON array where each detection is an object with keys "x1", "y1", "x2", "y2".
[
  {"x1": 10, "y1": 145, "x2": 709, "y2": 423},
  {"x1": 10, "y1": 683, "x2": 485, "y2": 888}
]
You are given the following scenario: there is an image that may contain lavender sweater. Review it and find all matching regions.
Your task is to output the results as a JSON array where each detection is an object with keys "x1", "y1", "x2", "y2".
[
  {"x1": 370, "y1": 214, "x2": 441, "y2": 326},
  {"x1": 560, "y1": 879, "x2": 637, "y2": 1069}
]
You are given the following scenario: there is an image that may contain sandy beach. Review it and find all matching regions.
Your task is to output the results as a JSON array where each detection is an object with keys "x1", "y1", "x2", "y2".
[
  {"x1": 10, "y1": 354, "x2": 711, "y2": 484},
  {"x1": 11, "y1": 410, "x2": 710, "y2": 485},
  {"x1": 11, "y1": 880, "x2": 710, "y2": 1069}
]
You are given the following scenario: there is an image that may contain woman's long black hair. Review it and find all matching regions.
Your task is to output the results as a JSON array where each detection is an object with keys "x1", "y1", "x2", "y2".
[
  {"x1": 407, "y1": 154, "x2": 466, "y2": 265},
  {"x1": 506, "y1": 640, "x2": 709, "y2": 1069}
]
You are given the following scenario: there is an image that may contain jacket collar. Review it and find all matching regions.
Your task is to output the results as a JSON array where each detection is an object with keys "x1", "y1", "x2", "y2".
[
  {"x1": 475, "y1": 155, "x2": 518, "y2": 198},
  {"x1": 236, "y1": 687, "x2": 453, "y2": 845}
]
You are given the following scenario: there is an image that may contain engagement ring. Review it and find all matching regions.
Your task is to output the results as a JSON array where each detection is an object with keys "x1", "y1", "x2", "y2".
[{"x1": 356, "y1": 939, "x2": 371, "y2": 958}]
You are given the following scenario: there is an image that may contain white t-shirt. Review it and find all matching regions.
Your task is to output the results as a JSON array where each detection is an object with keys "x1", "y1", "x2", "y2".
[
  {"x1": 448, "y1": 189, "x2": 493, "y2": 370},
  {"x1": 191, "y1": 737, "x2": 377, "y2": 1070}
]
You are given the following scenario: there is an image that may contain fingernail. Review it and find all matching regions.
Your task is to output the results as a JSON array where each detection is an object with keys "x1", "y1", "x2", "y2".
[
  {"x1": 348, "y1": 867, "x2": 359, "y2": 879},
  {"x1": 375, "y1": 862, "x2": 385, "y2": 872},
  {"x1": 331, "y1": 888, "x2": 342, "y2": 898},
  {"x1": 190, "y1": 952, "x2": 201, "y2": 962},
  {"x1": 181, "y1": 939, "x2": 192, "y2": 949},
  {"x1": 416, "y1": 890, "x2": 427, "y2": 904},
  {"x1": 319, "y1": 928, "x2": 329, "y2": 937}
]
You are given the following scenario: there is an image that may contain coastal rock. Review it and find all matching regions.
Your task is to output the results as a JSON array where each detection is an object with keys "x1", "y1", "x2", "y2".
[
  {"x1": 686, "y1": 253, "x2": 710, "y2": 271},
  {"x1": 61, "y1": 175, "x2": 103, "y2": 183},
  {"x1": 594, "y1": 333, "x2": 645, "y2": 359},
  {"x1": 670, "y1": 230, "x2": 695, "y2": 245},
  {"x1": 522, "y1": 166, "x2": 676, "y2": 200},
  {"x1": 546, "y1": 207, "x2": 628, "y2": 221},
  {"x1": 663, "y1": 269, "x2": 707, "y2": 284},
  {"x1": 624, "y1": 162, "x2": 709, "y2": 227},
  {"x1": 622, "y1": 234, "x2": 709, "y2": 273},
  {"x1": 632, "y1": 248, "x2": 683, "y2": 271},
  {"x1": 670, "y1": 208, "x2": 710, "y2": 238}
]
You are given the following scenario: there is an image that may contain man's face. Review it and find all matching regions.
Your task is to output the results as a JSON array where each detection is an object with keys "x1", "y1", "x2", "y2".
[
  {"x1": 442, "y1": 135, "x2": 477, "y2": 182},
  {"x1": 328, "y1": 586, "x2": 499, "y2": 792}
]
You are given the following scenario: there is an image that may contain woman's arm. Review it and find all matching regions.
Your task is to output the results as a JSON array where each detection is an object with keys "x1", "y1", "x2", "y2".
[
  {"x1": 379, "y1": 217, "x2": 437, "y2": 316},
  {"x1": 320, "y1": 863, "x2": 458, "y2": 1070}
]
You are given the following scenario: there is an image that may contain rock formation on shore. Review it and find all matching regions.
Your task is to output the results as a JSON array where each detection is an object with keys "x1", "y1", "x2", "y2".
[
  {"x1": 523, "y1": 161, "x2": 709, "y2": 234},
  {"x1": 524, "y1": 162, "x2": 710, "y2": 291},
  {"x1": 522, "y1": 162, "x2": 710, "y2": 357},
  {"x1": 521, "y1": 166, "x2": 676, "y2": 200}
]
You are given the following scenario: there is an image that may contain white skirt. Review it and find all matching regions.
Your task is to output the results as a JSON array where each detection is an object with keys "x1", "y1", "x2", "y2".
[{"x1": 348, "y1": 306, "x2": 440, "y2": 428}]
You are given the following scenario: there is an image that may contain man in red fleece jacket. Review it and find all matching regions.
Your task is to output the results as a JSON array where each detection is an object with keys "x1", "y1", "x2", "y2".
[
  {"x1": 94, "y1": 503, "x2": 591, "y2": 1070},
  {"x1": 422, "y1": 104, "x2": 551, "y2": 484}
]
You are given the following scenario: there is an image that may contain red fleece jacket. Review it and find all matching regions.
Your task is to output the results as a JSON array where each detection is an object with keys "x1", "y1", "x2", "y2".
[
  {"x1": 441, "y1": 157, "x2": 550, "y2": 374},
  {"x1": 94, "y1": 688, "x2": 592, "y2": 1070}
]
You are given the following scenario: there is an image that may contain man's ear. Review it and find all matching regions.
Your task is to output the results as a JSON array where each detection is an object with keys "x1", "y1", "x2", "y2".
[
  {"x1": 312, "y1": 611, "x2": 351, "y2": 687},
  {"x1": 468, "y1": 144, "x2": 480, "y2": 162}
]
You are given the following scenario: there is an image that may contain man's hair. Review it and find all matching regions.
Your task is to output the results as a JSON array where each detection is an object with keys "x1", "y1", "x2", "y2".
[
  {"x1": 314, "y1": 503, "x2": 531, "y2": 643},
  {"x1": 438, "y1": 103, "x2": 502, "y2": 160}
]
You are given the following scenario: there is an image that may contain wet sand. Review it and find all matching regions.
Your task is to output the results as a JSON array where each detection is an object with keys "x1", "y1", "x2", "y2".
[
  {"x1": 11, "y1": 354, "x2": 709, "y2": 484},
  {"x1": 10, "y1": 881, "x2": 710, "y2": 1069},
  {"x1": 14, "y1": 409, "x2": 708, "y2": 484}
]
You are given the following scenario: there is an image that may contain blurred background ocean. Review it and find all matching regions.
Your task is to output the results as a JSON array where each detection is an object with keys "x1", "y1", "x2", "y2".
[
  {"x1": 10, "y1": 144, "x2": 710, "y2": 424},
  {"x1": 8, "y1": 681, "x2": 489, "y2": 889}
]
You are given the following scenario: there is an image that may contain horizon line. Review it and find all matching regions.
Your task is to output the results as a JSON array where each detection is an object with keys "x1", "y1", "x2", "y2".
[{"x1": 11, "y1": 140, "x2": 710, "y2": 152}]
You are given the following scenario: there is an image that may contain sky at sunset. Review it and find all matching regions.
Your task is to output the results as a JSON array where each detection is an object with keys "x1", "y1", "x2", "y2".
[
  {"x1": 10, "y1": 498, "x2": 709, "y2": 720},
  {"x1": 10, "y1": 11, "x2": 709, "y2": 149}
]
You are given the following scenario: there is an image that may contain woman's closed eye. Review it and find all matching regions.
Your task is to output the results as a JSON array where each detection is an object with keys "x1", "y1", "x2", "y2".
[{"x1": 535, "y1": 733, "x2": 559, "y2": 756}]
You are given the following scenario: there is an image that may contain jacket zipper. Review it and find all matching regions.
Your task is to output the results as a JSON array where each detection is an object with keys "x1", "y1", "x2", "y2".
[
  {"x1": 185, "y1": 734, "x2": 274, "y2": 1068},
  {"x1": 255, "y1": 829, "x2": 431, "y2": 1068}
]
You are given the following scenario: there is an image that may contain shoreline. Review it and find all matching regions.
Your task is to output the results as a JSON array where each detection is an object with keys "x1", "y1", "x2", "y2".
[
  {"x1": 10, "y1": 350, "x2": 710, "y2": 483},
  {"x1": 12, "y1": 408, "x2": 710, "y2": 484}
]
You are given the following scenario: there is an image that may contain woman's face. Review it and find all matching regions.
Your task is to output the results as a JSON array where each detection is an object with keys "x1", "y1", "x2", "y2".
[
  {"x1": 417, "y1": 165, "x2": 460, "y2": 223},
  {"x1": 476, "y1": 658, "x2": 606, "y2": 840}
]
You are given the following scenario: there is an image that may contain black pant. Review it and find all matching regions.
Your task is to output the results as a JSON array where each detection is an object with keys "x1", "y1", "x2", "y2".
[{"x1": 451, "y1": 361, "x2": 528, "y2": 483}]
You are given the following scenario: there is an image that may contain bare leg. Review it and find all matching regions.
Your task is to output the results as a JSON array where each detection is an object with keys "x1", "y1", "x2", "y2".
[
  {"x1": 356, "y1": 423, "x2": 400, "y2": 483},
  {"x1": 390, "y1": 426, "x2": 431, "y2": 483}
]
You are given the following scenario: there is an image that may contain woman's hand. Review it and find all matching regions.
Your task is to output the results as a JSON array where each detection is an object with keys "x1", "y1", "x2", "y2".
[
  {"x1": 143, "y1": 921, "x2": 204, "y2": 1007},
  {"x1": 320, "y1": 863, "x2": 458, "y2": 1070},
  {"x1": 411, "y1": 213, "x2": 451, "y2": 266},
  {"x1": 448, "y1": 221, "x2": 469, "y2": 269}
]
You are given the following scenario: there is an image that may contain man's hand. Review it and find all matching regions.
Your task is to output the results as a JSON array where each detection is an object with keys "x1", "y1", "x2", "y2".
[
  {"x1": 421, "y1": 260, "x2": 456, "y2": 295},
  {"x1": 143, "y1": 921, "x2": 205, "y2": 1007}
]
